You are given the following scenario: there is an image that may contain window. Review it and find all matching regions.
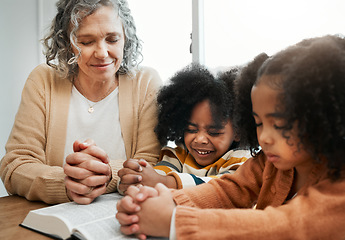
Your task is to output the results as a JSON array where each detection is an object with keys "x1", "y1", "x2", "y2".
[
  {"x1": 128, "y1": 0, "x2": 192, "y2": 82},
  {"x1": 203, "y1": 0, "x2": 345, "y2": 69},
  {"x1": 39, "y1": 0, "x2": 345, "y2": 80}
]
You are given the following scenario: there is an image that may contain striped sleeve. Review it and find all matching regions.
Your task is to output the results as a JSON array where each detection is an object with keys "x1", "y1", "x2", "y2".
[
  {"x1": 154, "y1": 146, "x2": 186, "y2": 175},
  {"x1": 169, "y1": 172, "x2": 214, "y2": 189},
  {"x1": 168, "y1": 149, "x2": 251, "y2": 189}
]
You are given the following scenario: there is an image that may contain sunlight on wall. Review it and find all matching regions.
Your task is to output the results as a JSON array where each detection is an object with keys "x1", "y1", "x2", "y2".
[
  {"x1": 204, "y1": 0, "x2": 345, "y2": 69},
  {"x1": 128, "y1": 0, "x2": 192, "y2": 82}
]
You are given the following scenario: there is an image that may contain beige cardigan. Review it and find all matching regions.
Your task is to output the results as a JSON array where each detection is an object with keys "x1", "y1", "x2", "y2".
[
  {"x1": 172, "y1": 151, "x2": 345, "y2": 239},
  {"x1": 0, "y1": 64, "x2": 162, "y2": 204}
]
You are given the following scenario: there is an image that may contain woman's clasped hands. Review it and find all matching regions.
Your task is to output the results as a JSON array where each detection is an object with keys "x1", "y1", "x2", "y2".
[
  {"x1": 64, "y1": 139, "x2": 112, "y2": 204},
  {"x1": 116, "y1": 183, "x2": 176, "y2": 239}
]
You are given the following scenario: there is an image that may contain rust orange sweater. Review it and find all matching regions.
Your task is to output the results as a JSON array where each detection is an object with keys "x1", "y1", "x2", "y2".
[{"x1": 172, "y1": 151, "x2": 345, "y2": 240}]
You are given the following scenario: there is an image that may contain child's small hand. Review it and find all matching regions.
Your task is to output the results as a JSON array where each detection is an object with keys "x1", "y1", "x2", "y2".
[
  {"x1": 118, "y1": 159, "x2": 145, "y2": 194},
  {"x1": 136, "y1": 159, "x2": 177, "y2": 188},
  {"x1": 116, "y1": 185, "x2": 159, "y2": 239},
  {"x1": 122, "y1": 183, "x2": 176, "y2": 239},
  {"x1": 118, "y1": 158, "x2": 178, "y2": 193}
]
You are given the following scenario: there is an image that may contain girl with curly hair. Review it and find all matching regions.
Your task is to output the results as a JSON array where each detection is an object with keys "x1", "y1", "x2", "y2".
[
  {"x1": 0, "y1": 0, "x2": 162, "y2": 205},
  {"x1": 116, "y1": 35, "x2": 345, "y2": 240},
  {"x1": 117, "y1": 64, "x2": 250, "y2": 193}
]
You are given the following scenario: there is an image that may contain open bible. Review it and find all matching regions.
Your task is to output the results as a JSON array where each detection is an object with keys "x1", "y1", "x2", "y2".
[{"x1": 20, "y1": 193, "x2": 136, "y2": 240}]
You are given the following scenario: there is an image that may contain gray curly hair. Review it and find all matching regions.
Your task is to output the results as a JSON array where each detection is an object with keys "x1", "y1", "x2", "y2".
[{"x1": 42, "y1": 0, "x2": 143, "y2": 80}]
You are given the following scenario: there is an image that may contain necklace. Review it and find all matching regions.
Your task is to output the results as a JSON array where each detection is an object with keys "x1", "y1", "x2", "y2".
[{"x1": 75, "y1": 78, "x2": 117, "y2": 113}]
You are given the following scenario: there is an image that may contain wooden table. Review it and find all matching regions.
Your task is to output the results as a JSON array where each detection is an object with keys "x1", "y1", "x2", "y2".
[{"x1": 0, "y1": 195, "x2": 52, "y2": 240}]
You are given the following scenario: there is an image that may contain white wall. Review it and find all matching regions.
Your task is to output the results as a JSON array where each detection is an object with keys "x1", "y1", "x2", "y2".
[
  {"x1": 0, "y1": 0, "x2": 57, "y2": 197},
  {"x1": 0, "y1": 0, "x2": 41, "y2": 197},
  {"x1": 203, "y1": 0, "x2": 345, "y2": 69}
]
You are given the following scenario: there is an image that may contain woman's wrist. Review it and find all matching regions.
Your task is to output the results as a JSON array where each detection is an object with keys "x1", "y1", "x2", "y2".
[{"x1": 106, "y1": 163, "x2": 112, "y2": 186}]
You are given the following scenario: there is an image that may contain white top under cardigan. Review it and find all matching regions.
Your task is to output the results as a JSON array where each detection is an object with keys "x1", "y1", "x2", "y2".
[{"x1": 64, "y1": 86, "x2": 126, "y2": 162}]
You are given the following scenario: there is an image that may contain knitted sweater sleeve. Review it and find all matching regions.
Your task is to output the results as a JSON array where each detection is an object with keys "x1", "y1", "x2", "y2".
[
  {"x1": 155, "y1": 147, "x2": 250, "y2": 189},
  {"x1": 171, "y1": 156, "x2": 345, "y2": 240},
  {"x1": 108, "y1": 67, "x2": 162, "y2": 193},
  {"x1": 130, "y1": 67, "x2": 162, "y2": 165},
  {"x1": 0, "y1": 65, "x2": 70, "y2": 204},
  {"x1": 169, "y1": 149, "x2": 250, "y2": 189}
]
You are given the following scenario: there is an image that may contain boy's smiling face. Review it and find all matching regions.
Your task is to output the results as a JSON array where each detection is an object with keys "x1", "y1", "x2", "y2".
[{"x1": 184, "y1": 99, "x2": 237, "y2": 167}]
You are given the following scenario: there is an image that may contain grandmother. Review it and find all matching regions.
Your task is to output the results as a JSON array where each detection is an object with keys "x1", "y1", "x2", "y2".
[{"x1": 0, "y1": 0, "x2": 161, "y2": 204}]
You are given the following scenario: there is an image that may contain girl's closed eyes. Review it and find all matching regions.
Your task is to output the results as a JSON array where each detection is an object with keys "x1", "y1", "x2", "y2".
[{"x1": 185, "y1": 124, "x2": 226, "y2": 136}]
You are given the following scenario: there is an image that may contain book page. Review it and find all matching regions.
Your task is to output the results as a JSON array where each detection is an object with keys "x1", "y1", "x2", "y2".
[
  {"x1": 73, "y1": 215, "x2": 137, "y2": 240},
  {"x1": 22, "y1": 193, "x2": 168, "y2": 240},
  {"x1": 39, "y1": 193, "x2": 118, "y2": 222},
  {"x1": 72, "y1": 196, "x2": 168, "y2": 240},
  {"x1": 21, "y1": 193, "x2": 122, "y2": 239},
  {"x1": 74, "y1": 218, "x2": 168, "y2": 240}
]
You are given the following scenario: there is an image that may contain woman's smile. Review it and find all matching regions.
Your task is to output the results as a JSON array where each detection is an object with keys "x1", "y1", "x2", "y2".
[{"x1": 91, "y1": 61, "x2": 114, "y2": 70}]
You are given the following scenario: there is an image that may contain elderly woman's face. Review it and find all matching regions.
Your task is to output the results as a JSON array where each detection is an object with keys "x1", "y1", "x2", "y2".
[{"x1": 73, "y1": 6, "x2": 125, "y2": 82}]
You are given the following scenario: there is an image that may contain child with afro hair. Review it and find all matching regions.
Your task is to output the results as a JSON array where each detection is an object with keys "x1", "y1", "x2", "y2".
[
  {"x1": 117, "y1": 63, "x2": 250, "y2": 192},
  {"x1": 116, "y1": 35, "x2": 345, "y2": 240}
]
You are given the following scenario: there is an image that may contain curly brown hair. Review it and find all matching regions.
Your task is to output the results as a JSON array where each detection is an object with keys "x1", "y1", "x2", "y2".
[
  {"x1": 236, "y1": 35, "x2": 345, "y2": 180},
  {"x1": 155, "y1": 63, "x2": 241, "y2": 148},
  {"x1": 42, "y1": 0, "x2": 142, "y2": 80},
  {"x1": 234, "y1": 52, "x2": 269, "y2": 153}
]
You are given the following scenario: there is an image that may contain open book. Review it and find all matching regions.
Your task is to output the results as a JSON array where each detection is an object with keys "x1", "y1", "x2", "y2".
[{"x1": 20, "y1": 193, "x2": 137, "y2": 240}]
